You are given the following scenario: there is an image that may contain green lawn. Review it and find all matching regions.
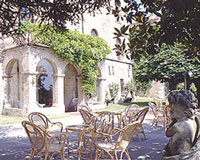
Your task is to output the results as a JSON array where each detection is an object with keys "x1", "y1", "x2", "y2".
[
  {"x1": 94, "y1": 97, "x2": 153, "y2": 112},
  {"x1": 0, "y1": 97, "x2": 153, "y2": 125},
  {"x1": 0, "y1": 114, "x2": 73, "y2": 125}
]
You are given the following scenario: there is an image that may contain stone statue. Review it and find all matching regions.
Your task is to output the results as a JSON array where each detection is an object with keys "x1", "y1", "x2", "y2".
[{"x1": 162, "y1": 90, "x2": 200, "y2": 159}]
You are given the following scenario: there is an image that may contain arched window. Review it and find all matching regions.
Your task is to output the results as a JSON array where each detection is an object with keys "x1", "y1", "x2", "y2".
[
  {"x1": 91, "y1": 29, "x2": 98, "y2": 37},
  {"x1": 36, "y1": 60, "x2": 54, "y2": 107}
]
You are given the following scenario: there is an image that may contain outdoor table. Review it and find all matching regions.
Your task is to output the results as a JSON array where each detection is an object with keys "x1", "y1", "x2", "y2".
[{"x1": 66, "y1": 124, "x2": 94, "y2": 160}]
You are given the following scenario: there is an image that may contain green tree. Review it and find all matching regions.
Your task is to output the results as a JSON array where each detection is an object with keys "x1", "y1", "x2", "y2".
[
  {"x1": 124, "y1": 79, "x2": 136, "y2": 98},
  {"x1": 112, "y1": 0, "x2": 200, "y2": 103},
  {"x1": 108, "y1": 82, "x2": 119, "y2": 102},
  {"x1": 134, "y1": 43, "x2": 200, "y2": 102}
]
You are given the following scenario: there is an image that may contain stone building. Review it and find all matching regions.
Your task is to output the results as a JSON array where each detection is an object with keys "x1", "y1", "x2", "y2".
[{"x1": 0, "y1": 1, "x2": 133, "y2": 115}]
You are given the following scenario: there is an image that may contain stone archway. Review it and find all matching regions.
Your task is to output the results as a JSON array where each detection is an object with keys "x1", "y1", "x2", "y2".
[
  {"x1": 5, "y1": 59, "x2": 22, "y2": 108},
  {"x1": 64, "y1": 64, "x2": 78, "y2": 112},
  {"x1": 36, "y1": 59, "x2": 54, "y2": 107}
]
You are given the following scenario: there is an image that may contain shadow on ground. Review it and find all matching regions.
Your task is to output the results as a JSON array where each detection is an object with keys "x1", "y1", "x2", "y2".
[{"x1": 0, "y1": 121, "x2": 168, "y2": 160}]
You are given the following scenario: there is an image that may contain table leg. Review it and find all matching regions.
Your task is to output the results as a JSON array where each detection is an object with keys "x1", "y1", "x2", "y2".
[
  {"x1": 77, "y1": 131, "x2": 82, "y2": 160},
  {"x1": 66, "y1": 129, "x2": 70, "y2": 160}
]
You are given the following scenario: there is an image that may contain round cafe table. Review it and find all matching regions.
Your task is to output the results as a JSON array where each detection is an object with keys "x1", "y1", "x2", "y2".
[{"x1": 66, "y1": 124, "x2": 94, "y2": 160}]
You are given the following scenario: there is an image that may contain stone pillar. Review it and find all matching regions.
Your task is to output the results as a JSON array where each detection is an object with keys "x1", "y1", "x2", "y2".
[
  {"x1": 27, "y1": 73, "x2": 37, "y2": 112},
  {"x1": 21, "y1": 72, "x2": 31, "y2": 112},
  {"x1": 0, "y1": 56, "x2": 3, "y2": 114},
  {"x1": 54, "y1": 74, "x2": 65, "y2": 112}
]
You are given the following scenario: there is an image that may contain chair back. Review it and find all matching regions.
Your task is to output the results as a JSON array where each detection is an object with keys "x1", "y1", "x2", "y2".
[
  {"x1": 28, "y1": 112, "x2": 50, "y2": 131},
  {"x1": 125, "y1": 104, "x2": 139, "y2": 117},
  {"x1": 95, "y1": 111, "x2": 112, "y2": 133},
  {"x1": 79, "y1": 109, "x2": 96, "y2": 126},
  {"x1": 117, "y1": 121, "x2": 140, "y2": 150},
  {"x1": 148, "y1": 102, "x2": 162, "y2": 116},
  {"x1": 153, "y1": 98, "x2": 162, "y2": 107},
  {"x1": 135, "y1": 107, "x2": 149, "y2": 124},
  {"x1": 78, "y1": 105, "x2": 93, "y2": 112},
  {"x1": 22, "y1": 121, "x2": 45, "y2": 153}
]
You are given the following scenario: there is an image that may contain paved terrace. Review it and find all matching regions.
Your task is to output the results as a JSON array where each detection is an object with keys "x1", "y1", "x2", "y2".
[{"x1": 0, "y1": 111, "x2": 169, "y2": 160}]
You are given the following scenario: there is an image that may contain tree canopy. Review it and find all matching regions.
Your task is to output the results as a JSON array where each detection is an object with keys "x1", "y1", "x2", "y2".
[
  {"x1": 134, "y1": 43, "x2": 199, "y2": 89},
  {"x1": 0, "y1": 0, "x2": 110, "y2": 36}
]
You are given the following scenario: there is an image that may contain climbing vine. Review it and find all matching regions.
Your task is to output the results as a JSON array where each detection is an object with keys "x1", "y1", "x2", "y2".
[{"x1": 21, "y1": 23, "x2": 110, "y2": 94}]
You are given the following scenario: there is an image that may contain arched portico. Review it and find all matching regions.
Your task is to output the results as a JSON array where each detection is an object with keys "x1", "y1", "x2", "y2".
[
  {"x1": 64, "y1": 64, "x2": 78, "y2": 112},
  {"x1": 4, "y1": 59, "x2": 22, "y2": 108}
]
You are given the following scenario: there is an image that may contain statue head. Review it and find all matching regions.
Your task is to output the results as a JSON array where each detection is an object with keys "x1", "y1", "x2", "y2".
[{"x1": 168, "y1": 90, "x2": 198, "y2": 120}]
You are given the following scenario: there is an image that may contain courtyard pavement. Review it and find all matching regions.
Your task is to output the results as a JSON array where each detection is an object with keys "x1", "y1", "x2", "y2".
[{"x1": 0, "y1": 111, "x2": 169, "y2": 160}]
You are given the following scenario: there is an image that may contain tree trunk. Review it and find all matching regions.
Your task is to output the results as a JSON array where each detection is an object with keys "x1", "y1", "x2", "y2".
[{"x1": 194, "y1": 80, "x2": 200, "y2": 107}]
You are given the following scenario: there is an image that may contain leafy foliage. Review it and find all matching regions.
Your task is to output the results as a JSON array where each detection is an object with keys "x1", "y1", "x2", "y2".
[
  {"x1": 0, "y1": 0, "x2": 110, "y2": 36},
  {"x1": 21, "y1": 23, "x2": 110, "y2": 94},
  {"x1": 124, "y1": 79, "x2": 135, "y2": 98},
  {"x1": 108, "y1": 82, "x2": 119, "y2": 101},
  {"x1": 112, "y1": 0, "x2": 200, "y2": 60}
]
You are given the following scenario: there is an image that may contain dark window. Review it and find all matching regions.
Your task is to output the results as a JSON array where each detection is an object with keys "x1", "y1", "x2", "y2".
[
  {"x1": 108, "y1": 66, "x2": 111, "y2": 75},
  {"x1": 120, "y1": 79, "x2": 125, "y2": 94},
  {"x1": 112, "y1": 66, "x2": 114, "y2": 75},
  {"x1": 128, "y1": 65, "x2": 131, "y2": 77}
]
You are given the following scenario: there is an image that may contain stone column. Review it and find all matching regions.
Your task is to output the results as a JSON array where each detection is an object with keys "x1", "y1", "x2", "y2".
[
  {"x1": 54, "y1": 74, "x2": 65, "y2": 113},
  {"x1": 28, "y1": 73, "x2": 37, "y2": 112},
  {"x1": 2, "y1": 74, "x2": 11, "y2": 109},
  {"x1": 0, "y1": 57, "x2": 3, "y2": 114},
  {"x1": 21, "y1": 72, "x2": 31, "y2": 112}
]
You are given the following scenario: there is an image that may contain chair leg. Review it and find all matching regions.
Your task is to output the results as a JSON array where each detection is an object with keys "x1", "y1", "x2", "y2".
[
  {"x1": 95, "y1": 147, "x2": 99, "y2": 160},
  {"x1": 115, "y1": 151, "x2": 119, "y2": 160},
  {"x1": 106, "y1": 151, "x2": 114, "y2": 160},
  {"x1": 60, "y1": 149, "x2": 65, "y2": 160},
  {"x1": 124, "y1": 149, "x2": 131, "y2": 160},
  {"x1": 140, "y1": 125, "x2": 147, "y2": 139},
  {"x1": 135, "y1": 129, "x2": 141, "y2": 142},
  {"x1": 44, "y1": 153, "x2": 49, "y2": 160},
  {"x1": 89, "y1": 137, "x2": 93, "y2": 160},
  {"x1": 151, "y1": 118, "x2": 156, "y2": 127},
  {"x1": 29, "y1": 149, "x2": 36, "y2": 160}
]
